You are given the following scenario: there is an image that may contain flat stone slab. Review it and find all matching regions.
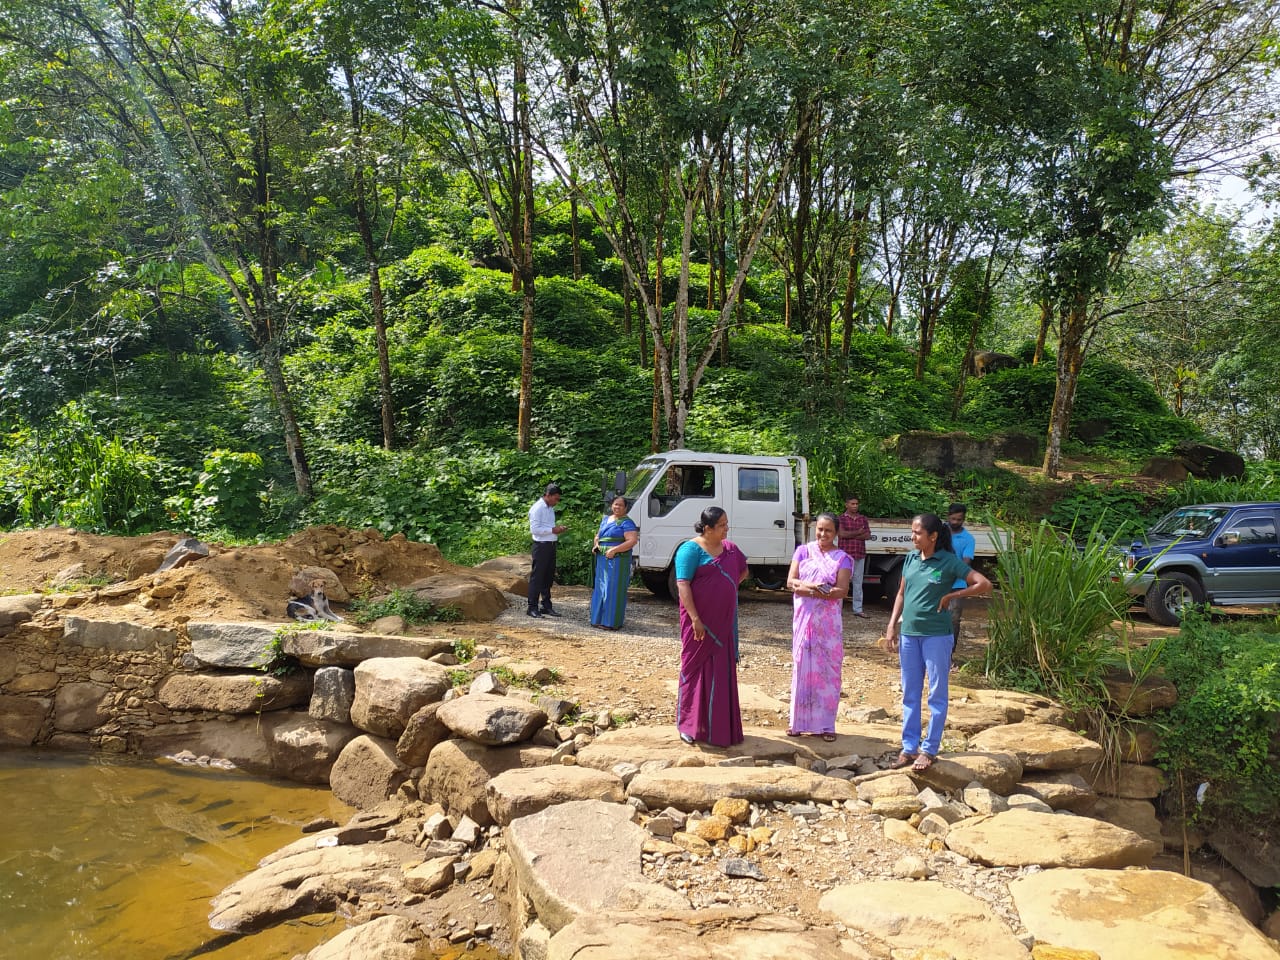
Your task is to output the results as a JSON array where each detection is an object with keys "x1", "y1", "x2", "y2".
[
  {"x1": 0, "y1": 594, "x2": 41, "y2": 634},
  {"x1": 486, "y1": 765, "x2": 625, "y2": 825},
  {"x1": 505, "y1": 799, "x2": 687, "y2": 934},
  {"x1": 576, "y1": 725, "x2": 898, "y2": 773},
  {"x1": 548, "y1": 908, "x2": 853, "y2": 960},
  {"x1": 209, "y1": 840, "x2": 420, "y2": 933},
  {"x1": 627, "y1": 765, "x2": 855, "y2": 812},
  {"x1": 437, "y1": 692, "x2": 547, "y2": 745},
  {"x1": 1014, "y1": 772, "x2": 1097, "y2": 812},
  {"x1": 1009, "y1": 867, "x2": 1280, "y2": 960},
  {"x1": 64, "y1": 616, "x2": 177, "y2": 652},
  {"x1": 187, "y1": 621, "x2": 454, "y2": 669},
  {"x1": 945, "y1": 809, "x2": 1159, "y2": 868},
  {"x1": 944, "y1": 701, "x2": 1021, "y2": 733},
  {"x1": 967, "y1": 723, "x2": 1102, "y2": 771},
  {"x1": 820, "y1": 878, "x2": 1030, "y2": 960},
  {"x1": 157, "y1": 672, "x2": 311, "y2": 714},
  {"x1": 895, "y1": 751, "x2": 1024, "y2": 794},
  {"x1": 421, "y1": 738, "x2": 554, "y2": 825}
]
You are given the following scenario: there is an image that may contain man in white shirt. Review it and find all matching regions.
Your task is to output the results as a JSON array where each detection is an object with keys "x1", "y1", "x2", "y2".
[{"x1": 527, "y1": 483, "x2": 567, "y2": 617}]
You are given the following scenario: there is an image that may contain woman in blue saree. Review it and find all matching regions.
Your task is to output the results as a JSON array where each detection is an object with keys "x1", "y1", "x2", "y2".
[{"x1": 591, "y1": 496, "x2": 639, "y2": 629}]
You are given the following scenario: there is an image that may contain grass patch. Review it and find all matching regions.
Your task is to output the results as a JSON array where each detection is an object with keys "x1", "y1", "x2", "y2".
[{"x1": 46, "y1": 573, "x2": 113, "y2": 593}]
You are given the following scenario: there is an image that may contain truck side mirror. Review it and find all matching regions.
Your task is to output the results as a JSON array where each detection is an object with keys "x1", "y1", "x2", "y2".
[{"x1": 613, "y1": 470, "x2": 627, "y2": 496}]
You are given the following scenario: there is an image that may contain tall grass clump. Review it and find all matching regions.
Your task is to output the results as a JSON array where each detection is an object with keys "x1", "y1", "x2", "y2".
[{"x1": 983, "y1": 518, "x2": 1156, "y2": 760}]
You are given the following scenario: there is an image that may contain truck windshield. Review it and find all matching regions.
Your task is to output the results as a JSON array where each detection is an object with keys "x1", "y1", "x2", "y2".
[
  {"x1": 1149, "y1": 507, "x2": 1229, "y2": 539},
  {"x1": 623, "y1": 460, "x2": 663, "y2": 499}
]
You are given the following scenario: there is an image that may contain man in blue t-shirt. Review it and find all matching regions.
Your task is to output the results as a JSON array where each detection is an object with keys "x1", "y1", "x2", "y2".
[{"x1": 947, "y1": 503, "x2": 975, "y2": 643}]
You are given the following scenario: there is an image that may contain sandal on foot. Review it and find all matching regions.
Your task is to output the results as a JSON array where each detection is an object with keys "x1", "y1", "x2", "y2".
[
  {"x1": 785, "y1": 730, "x2": 803, "y2": 738},
  {"x1": 679, "y1": 732, "x2": 696, "y2": 745},
  {"x1": 821, "y1": 733, "x2": 837, "y2": 742},
  {"x1": 889, "y1": 751, "x2": 918, "y2": 769},
  {"x1": 911, "y1": 753, "x2": 936, "y2": 772}
]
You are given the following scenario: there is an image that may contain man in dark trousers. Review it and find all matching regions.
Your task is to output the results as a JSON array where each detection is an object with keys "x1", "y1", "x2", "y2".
[{"x1": 527, "y1": 483, "x2": 567, "y2": 617}]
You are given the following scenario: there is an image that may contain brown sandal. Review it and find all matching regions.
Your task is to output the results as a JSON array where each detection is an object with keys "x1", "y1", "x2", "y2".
[
  {"x1": 821, "y1": 733, "x2": 837, "y2": 742},
  {"x1": 911, "y1": 754, "x2": 936, "y2": 772},
  {"x1": 889, "y1": 751, "x2": 917, "y2": 769}
]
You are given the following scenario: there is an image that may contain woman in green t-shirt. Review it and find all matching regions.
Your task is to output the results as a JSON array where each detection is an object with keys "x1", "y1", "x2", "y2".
[{"x1": 883, "y1": 513, "x2": 991, "y2": 772}]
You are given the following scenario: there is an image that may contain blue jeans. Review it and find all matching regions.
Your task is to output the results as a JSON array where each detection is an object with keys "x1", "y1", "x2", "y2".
[{"x1": 900, "y1": 634, "x2": 953, "y2": 756}]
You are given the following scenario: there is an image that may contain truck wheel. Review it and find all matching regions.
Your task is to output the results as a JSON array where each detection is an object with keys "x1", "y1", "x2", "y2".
[
  {"x1": 1144, "y1": 573, "x2": 1204, "y2": 626},
  {"x1": 879, "y1": 564, "x2": 901, "y2": 606},
  {"x1": 750, "y1": 566, "x2": 785, "y2": 590},
  {"x1": 640, "y1": 569, "x2": 672, "y2": 599}
]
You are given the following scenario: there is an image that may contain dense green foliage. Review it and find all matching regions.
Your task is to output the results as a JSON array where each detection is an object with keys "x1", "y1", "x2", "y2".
[{"x1": 1154, "y1": 612, "x2": 1280, "y2": 833}]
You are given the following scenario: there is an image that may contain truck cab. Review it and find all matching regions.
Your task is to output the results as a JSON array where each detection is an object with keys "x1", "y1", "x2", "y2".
[
  {"x1": 1122, "y1": 501, "x2": 1280, "y2": 625},
  {"x1": 612, "y1": 450, "x2": 809, "y2": 595}
]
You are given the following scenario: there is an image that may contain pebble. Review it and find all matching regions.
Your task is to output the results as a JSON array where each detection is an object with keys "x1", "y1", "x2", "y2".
[{"x1": 720, "y1": 858, "x2": 767, "y2": 881}]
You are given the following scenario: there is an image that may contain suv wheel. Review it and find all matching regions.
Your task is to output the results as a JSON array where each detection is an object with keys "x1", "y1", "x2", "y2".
[{"x1": 1144, "y1": 572, "x2": 1205, "y2": 626}]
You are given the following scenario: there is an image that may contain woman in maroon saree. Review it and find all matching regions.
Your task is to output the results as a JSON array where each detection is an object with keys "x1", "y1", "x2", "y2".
[{"x1": 674, "y1": 506, "x2": 749, "y2": 747}]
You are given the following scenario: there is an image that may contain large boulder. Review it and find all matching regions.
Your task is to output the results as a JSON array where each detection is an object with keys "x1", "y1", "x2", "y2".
[
  {"x1": 349, "y1": 657, "x2": 450, "y2": 739},
  {"x1": 1010, "y1": 867, "x2": 1279, "y2": 959},
  {"x1": 436, "y1": 693, "x2": 547, "y2": 745},
  {"x1": 967, "y1": 723, "x2": 1103, "y2": 771},
  {"x1": 1082, "y1": 761, "x2": 1165, "y2": 799},
  {"x1": 300, "y1": 915, "x2": 423, "y2": 960},
  {"x1": 404, "y1": 574, "x2": 507, "y2": 621},
  {"x1": 137, "y1": 717, "x2": 275, "y2": 774},
  {"x1": 282, "y1": 630, "x2": 453, "y2": 668},
  {"x1": 266, "y1": 714, "x2": 359, "y2": 784},
  {"x1": 209, "y1": 839, "x2": 420, "y2": 934},
  {"x1": 548, "y1": 910, "x2": 852, "y2": 960},
  {"x1": 420, "y1": 738, "x2": 554, "y2": 825},
  {"x1": 1141, "y1": 456, "x2": 1190, "y2": 484},
  {"x1": 1013, "y1": 772, "x2": 1097, "y2": 813},
  {"x1": 486, "y1": 766, "x2": 625, "y2": 826},
  {"x1": 308, "y1": 666, "x2": 356, "y2": 723},
  {"x1": 329, "y1": 734, "x2": 409, "y2": 810},
  {"x1": 0, "y1": 695, "x2": 50, "y2": 746},
  {"x1": 395, "y1": 702, "x2": 450, "y2": 767},
  {"x1": 1087, "y1": 797, "x2": 1162, "y2": 846},
  {"x1": 893, "y1": 431, "x2": 996, "y2": 474},
  {"x1": 157, "y1": 672, "x2": 311, "y2": 714},
  {"x1": 0, "y1": 594, "x2": 42, "y2": 636},
  {"x1": 576, "y1": 725, "x2": 898, "y2": 771},
  {"x1": 945, "y1": 809, "x2": 1158, "y2": 868},
  {"x1": 820, "y1": 879, "x2": 1030, "y2": 960},
  {"x1": 901, "y1": 751, "x2": 1024, "y2": 794},
  {"x1": 53, "y1": 682, "x2": 111, "y2": 732},
  {"x1": 1208, "y1": 824, "x2": 1280, "y2": 889},
  {"x1": 64, "y1": 617, "x2": 177, "y2": 652},
  {"x1": 187, "y1": 621, "x2": 282, "y2": 669},
  {"x1": 626, "y1": 765, "x2": 855, "y2": 812},
  {"x1": 504, "y1": 799, "x2": 686, "y2": 934},
  {"x1": 472, "y1": 555, "x2": 530, "y2": 595},
  {"x1": 1173, "y1": 440, "x2": 1246, "y2": 480}
]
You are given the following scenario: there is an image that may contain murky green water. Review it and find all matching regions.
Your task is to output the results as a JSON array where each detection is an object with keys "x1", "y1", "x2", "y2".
[{"x1": 0, "y1": 750, "x2": 355, "y2": 960}]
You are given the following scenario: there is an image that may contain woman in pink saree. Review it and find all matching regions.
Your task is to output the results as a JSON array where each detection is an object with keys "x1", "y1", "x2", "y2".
[
  {"x1": 786, "y1": 513, "x2": 853, "y2": 740},
  {"x1": 675, "y1": 506, "x2": 749, "y2": 747}
]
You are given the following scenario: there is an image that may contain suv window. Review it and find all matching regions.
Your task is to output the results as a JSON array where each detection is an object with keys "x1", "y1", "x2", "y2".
[
  {"x1": 649, "y1": 465, "x2": 715, "y2": 518},
  {"x1": 1223, "y1": 516, "x2": 1277, "y2": 546},
  {"x1": 1150, "y1": 507, "x2": 1228, "y2": 538}
]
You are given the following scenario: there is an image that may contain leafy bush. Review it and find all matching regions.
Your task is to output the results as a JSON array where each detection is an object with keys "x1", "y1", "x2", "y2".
[
  {"x1": 1154, "y1": 611, "x2": 1280, "y2": 832},
  {"x1": 802, "y1": 432, "x2": 947, "y2": 517},
  {"x1": 0, "y1": 401, "x2": 165, "y2": 532},
  {"x1": 349, "y1": 587, "x2": 460, "y2": 625},
  {"x1": 1045, "y1": 482, "x2": 1157, "y2": 542},
  {"x1": 166, "y1": 450, "x2": 265, "y2": 537}
]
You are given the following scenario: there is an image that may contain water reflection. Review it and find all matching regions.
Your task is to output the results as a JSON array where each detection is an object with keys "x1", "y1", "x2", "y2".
[{"x1": 0, "y1": 750, "x2": 351, "y2": 959}]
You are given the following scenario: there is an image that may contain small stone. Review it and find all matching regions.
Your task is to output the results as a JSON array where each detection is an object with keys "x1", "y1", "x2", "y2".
[
  {"x1": 748, "y1": 826, "x2": 774, "y2": 845},
  {"x1": 787, "y1": 802, "x2": 821, "y2": 820},
  {"x1": 727, "y1": 834, "x2": 756, "y2": 854},
  {"x1": 711, "y1": 797, "x2": 751, "y2": 824},
  {"x1": 689, "y1": 815, "x2": 733, "y2": 842},
  {"x1": 672, "y1": 832, "x2": 713, "y2": 857},
  {"x1": 1006, "y1": 794, "x2": 1053, "y2": 814},
  {"x1": 892, "y1": 854, "x2": 935, "y2": 879},
  {"x1": 717, "y1": 755, "x2": 755, "y2": 768},
  {"x1": 917, "y1": 812, "x2": 951, "y2": 837},
  {"x1": 451, "y1": 815, "x2": 481, "y2": 847},
  {"x1": 646, "y1": 816, "x2": 676, "y2": 839},
  {"x1": 720, "y1": 857, "x2": 766, "y2": 881},
  {"x1": 612, "y1": 761, "x2": 640, "y2": 786},
  {"x1": 872, "y1": 795, "x2": 925, "y2": 819}
]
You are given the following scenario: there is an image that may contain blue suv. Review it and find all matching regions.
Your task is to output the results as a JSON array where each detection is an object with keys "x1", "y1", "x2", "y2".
[{"x1": 1121, "y1": 502, "x2": 1280, "y2": 625}]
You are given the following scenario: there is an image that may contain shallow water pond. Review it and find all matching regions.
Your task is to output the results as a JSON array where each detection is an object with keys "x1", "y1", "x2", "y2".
[{"x1": 0, "y1": 749, "x2": 356, "y2": 960}]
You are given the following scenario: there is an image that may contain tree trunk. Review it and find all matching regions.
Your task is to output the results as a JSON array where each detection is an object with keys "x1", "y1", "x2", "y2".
[
  {"x1": 260, "y1": 341, "x2": 313, "y2": 498},
  {"x1": 1042, "y1": 305, "x2": 1086, "y2": 478},
  {"x1": 1033, "y1": 298, "x2": 1051, "y2": 365},
  {"x1": 343, "y1": 63, "x2": 395, "y2": 450},
  {"x1": 514, "y1": 23, "x2": 536, "y2": 452}
]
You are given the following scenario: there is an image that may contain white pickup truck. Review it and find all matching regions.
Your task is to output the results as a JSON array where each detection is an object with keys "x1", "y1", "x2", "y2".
[{"x1": 610, "y1": 449, "x2": 999, "y2": 599}]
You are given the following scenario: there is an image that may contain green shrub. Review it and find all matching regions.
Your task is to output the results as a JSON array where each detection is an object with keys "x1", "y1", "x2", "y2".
[
  {"x1": 983, "y1": 519, "x2": 1141, "y2": 717},
  {"x1": 167, "y1": 450, "x2": 265, "y2": 536},
  {"x1": 0, "y1": 401, "x2": 165, "y2": 532},
  {"x1": 1045, "y1": 482, "x2": 1157, "y2": 542},
  {"x1": 1154, "y1": 611, "x2": 1280, "y2": 833},
  {"x1": 349, "y1": 588, "x2": 460, "y2": 625}
]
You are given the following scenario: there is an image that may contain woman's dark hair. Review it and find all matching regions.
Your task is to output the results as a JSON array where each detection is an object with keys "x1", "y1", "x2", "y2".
[
  {"x1": 815, "y1": 512, "x2": 838, "y2": 528},
  {"x1": 694, "y1": 506, "x2": 727, "y2": 533},
  {"x1": 913, "y1": 512, "x2": 953, "y2": 552}
]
